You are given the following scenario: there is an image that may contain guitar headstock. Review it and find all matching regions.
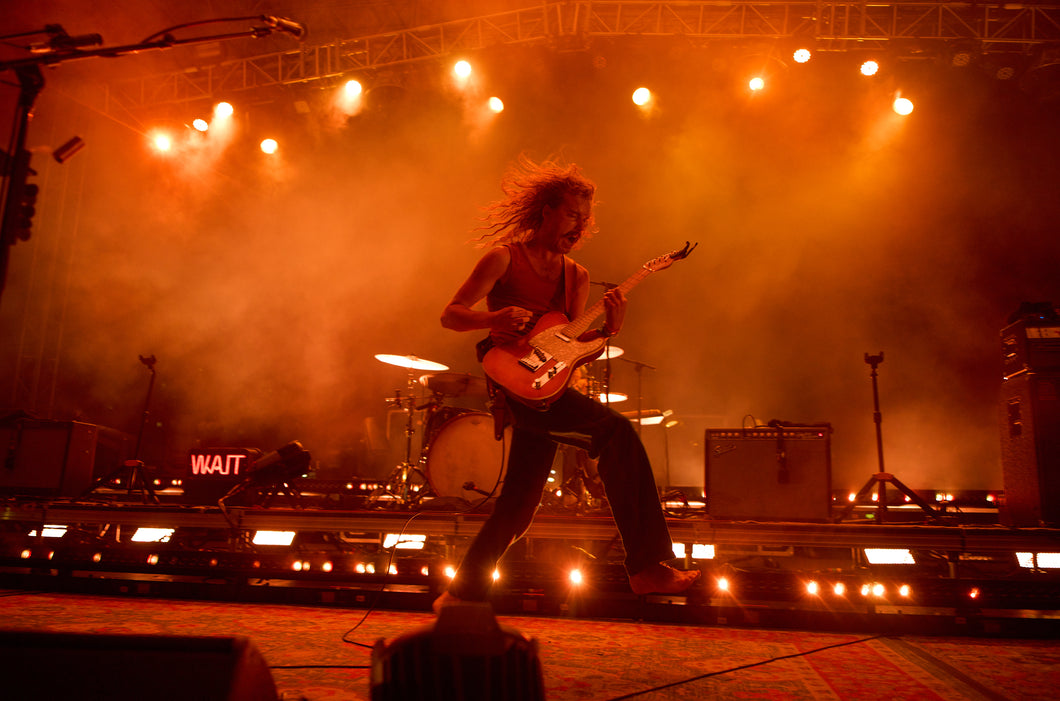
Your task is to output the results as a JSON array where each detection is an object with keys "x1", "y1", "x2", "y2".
[{"x1": 644, "y1": 241, "x2": 698, "y2": 272}]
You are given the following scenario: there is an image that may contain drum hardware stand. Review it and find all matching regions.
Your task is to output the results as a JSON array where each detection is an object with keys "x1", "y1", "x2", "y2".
[
  {"x1": 618, "y1": 355, "x2": 656, "y2": 438},
  {"x1": 84, "y1": 355, "x2": 159, "y2": 504},
  {"x1": 374, "y1": 375, "x2": 430, "y2": 507},
  {"x1": 837, "y1": 353, "x2": 940, "y2": 523}
]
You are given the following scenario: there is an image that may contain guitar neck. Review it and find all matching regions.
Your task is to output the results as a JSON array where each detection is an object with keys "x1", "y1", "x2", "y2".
[{"x1": 561, "y1": 266, "x2": 653, "y2": 338}]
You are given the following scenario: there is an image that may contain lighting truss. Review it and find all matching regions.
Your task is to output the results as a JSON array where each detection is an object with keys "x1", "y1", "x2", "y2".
[{"x1": 101, "y1": 1, "x2": 1060, "y2": 114}]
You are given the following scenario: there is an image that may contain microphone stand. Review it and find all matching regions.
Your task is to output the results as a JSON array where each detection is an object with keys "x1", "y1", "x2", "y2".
[
  {"x1": 0, "y1": 19, "x2": 303, "y2": 304},
  {"x1": 837, "y1": 352, "x2": 940, "y2": 523}
]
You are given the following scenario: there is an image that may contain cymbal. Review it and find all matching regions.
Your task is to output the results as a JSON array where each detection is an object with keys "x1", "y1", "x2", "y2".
[
  {"x1": 419, "y1": 372, "x2": 488, "y2": 398},
  {"x1": 374, "y1": 354, "x2": 449, "y2": 372},
  {"x1": 595, "y1": 392, "x2": 628, "y2": 404},
  {"x1": 600, "y1": 345, "x2": 624, "y2": 360}
]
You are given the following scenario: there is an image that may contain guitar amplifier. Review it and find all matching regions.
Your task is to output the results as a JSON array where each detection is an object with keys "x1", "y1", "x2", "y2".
[
  {"x1": 705, "y1": 427, "x2": 832, "y2": 522},
  {"x1": 0, "y1": 420, "x2": 130, "y2": 497}
]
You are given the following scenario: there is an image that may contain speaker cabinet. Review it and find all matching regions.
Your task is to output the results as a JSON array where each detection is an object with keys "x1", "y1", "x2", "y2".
[
  {"x1": 0, "y1": 631, "x2": 278, "y2": 701},
  {"x1": 0, "y1": 420, "x2": 118, "y2": 497},
  {"x1": 999, "y1": 373, "x2": 1060, "y2": 526},
  {"x1": 705, "y1": 428, "x2": 832, "y2": 521}
]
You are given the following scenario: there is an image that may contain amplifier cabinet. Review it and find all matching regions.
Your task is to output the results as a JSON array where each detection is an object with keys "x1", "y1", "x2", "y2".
[
  {"x1": 0, "y1": 420, "x2": 103, "y2": 497},
  {"x1": 999, "y1": 373, "x2": 1060, "y2": 526},
  {"x1": 705, "y1": 428, "x2": 832, "y2": 522}
]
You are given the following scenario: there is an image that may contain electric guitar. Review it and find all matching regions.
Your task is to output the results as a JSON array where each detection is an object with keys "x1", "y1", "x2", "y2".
[{"x1": 482, "y1": 242, "x2": 697, "y2": 408}]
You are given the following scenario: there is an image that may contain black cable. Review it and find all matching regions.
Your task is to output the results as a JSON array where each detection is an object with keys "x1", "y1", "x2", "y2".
[
  {"x1": 140, "y1": 16, "x2": 266, "y2": 43},
  {"x1": 604, "y1": 634, "x2": 886, "y2": 700},
  {"x1": 339, "y1": 427, "x2": 508, "y2": 649}
]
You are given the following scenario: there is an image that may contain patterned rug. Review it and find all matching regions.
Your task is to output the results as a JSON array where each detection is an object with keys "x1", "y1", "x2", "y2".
[{"x1": 0, "y1": 591, "x2": 1056, "y2": 700}]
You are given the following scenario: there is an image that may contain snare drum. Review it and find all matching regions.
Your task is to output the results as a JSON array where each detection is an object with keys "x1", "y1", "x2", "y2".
[{"x1": 424, "y1": 412, "x2": 509, "y2": 499}]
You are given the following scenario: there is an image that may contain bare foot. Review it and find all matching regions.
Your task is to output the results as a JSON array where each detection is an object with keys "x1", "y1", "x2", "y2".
[{"x1": 629, "y1": 563, "x2": 701, "y2": 595}]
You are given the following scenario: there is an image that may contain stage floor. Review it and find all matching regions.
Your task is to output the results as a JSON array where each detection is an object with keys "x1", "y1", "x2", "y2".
[{"x1": 2, "y1": 590, "x2": 1058, "y2": 700}]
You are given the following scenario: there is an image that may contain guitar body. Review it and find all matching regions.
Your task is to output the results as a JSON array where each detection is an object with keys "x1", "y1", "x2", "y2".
[{"x1": 482, "y1": 311, "x2": 606, "y2": 409}]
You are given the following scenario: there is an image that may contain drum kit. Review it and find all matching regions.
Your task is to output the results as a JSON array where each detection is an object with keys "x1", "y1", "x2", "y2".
[{"x1": 372, "y1": 343, "x2": 652, "y2": 510}]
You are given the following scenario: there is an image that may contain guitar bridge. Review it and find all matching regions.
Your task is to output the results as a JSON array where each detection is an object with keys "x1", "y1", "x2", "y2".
[{"x1": 519, "y1": 346, "x2": 550, "y2": 372}]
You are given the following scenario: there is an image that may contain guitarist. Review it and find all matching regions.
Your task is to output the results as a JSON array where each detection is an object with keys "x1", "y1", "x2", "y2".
[{"x1": 434, "y1": 156, "x2": 700, "y2": 613}]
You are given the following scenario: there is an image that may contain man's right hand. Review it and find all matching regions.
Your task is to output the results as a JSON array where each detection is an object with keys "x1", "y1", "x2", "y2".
[{"x1": 490, "y1": 306, "x2": 533, "y2": 342}]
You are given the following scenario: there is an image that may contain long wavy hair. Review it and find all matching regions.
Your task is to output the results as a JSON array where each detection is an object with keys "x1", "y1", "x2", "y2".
[{"x1": 473, "y1": 155, "x2": 597, "y2": 247}]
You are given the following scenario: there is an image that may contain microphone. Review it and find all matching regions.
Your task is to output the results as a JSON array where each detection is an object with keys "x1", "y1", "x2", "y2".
[
  {"x1": 262, "y1": 16, "x2": 306, "y2": 40},
  {"x1": 30, "y1": 32, "x2": 103, "y2": 53}
]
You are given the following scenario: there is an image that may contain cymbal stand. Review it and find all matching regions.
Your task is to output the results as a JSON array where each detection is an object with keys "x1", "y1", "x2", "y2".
[
  {"x1": 619, "y1": 355, "x2": 656, "y2": 439},
  {"x1": 837, "y1": 353, "x2": 939, "y2": 523},
  {"x1": 375, "y1": 372, "x2": 429, "y2": 506}
]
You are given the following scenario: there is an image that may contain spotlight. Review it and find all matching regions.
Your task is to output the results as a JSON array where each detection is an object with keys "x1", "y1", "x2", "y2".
[
  {"x1": 569, "y1": 569, "x2": 583, "y2": 585},
  {"x1": 214, "y1": 102, "x2": 234, "y2": 118},
  {"x1": 898, "y1": 584, "x2": 911, "y2": 597},
  {"x1": 492, "y1": 569, "x2": 500, "y2": 582},
  {"x1": 344, "y1": 79, "x2": 363, "y2": 97},
  {"x1": 892, "y1": 96, "x2": 914, "y2": 116},
  {"x1": 864, "y1": 548, "x2": 915, "y2": 565},
  {"x1": 833, "y1": 582, "x2": 846, "y2": 596},
  {"x1": 383, "y1": 533, "x2": 426, "y2": 550},
  {"x1": 151, "y1": 133, "x2": 173, "y2": 152},
  {"x1": 444, "y1": 565, "x2": 456, "y2": 579},
  {"x1": 52, "y1": 136, "x2": 85, "y2": 163},
  {"x1": 806, "y1": 580, "x2": 820, "y2": 595},
  {"x1": 632, "y1": 87, "x2": 652, "y2": 106},
  {"x1": 260, "y1": 138, "x2": 278, "y2": 154},
  {"x1": 717, "y1": 577, "x2": 730, "y2": 592},
  {"x1": 748, "y1": 76, "x2": 765, "y2": 92},
  {"x1": 488, "y1": 96, "x2": 504, "y2": 113},
  {"x1": 793, "y1": 48, "x2": 811, "y2": 64},
  {"x1": 454, "y1": 60, "x2": 472, "y2": 79},
  {"x1": 192, "y1": 119, "x2": 209, "y2": 132},
  {"x1": 860, "y1": 60, "x2": 880, "y2": 76}
]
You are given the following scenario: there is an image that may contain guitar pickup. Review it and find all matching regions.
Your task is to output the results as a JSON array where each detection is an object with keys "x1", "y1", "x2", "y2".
[
  {"x1": 519, "y1": 347, "x2": 550, "y2": 372},
  {"x1": 531, "y1": 361, "x2": 567, "y2": 390}
]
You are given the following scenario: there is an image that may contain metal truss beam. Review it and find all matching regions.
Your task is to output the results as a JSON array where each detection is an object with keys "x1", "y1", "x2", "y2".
[{"x1": 100, "y1": 2, "x2": 1060, "y2": 113}]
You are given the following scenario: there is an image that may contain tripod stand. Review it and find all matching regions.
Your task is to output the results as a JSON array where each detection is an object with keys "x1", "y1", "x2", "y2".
[
  {"x1": 838, "y1": 353, "x2": 939, "y2": 523},
  {"x1": 84, "y1": 355, "x2": 159, "y2": 504}
]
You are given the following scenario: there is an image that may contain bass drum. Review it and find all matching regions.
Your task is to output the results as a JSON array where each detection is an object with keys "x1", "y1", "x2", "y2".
[{"x1": 425, "y1": 412, "x2": 509, "y2": 500}]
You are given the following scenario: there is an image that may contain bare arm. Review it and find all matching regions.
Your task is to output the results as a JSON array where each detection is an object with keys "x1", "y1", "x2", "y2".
[{"x1": 441, "y1": 247, "x2": 533, "y2": 340}]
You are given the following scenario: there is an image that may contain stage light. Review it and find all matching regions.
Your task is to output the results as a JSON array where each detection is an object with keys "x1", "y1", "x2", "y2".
[
  {"x1": 860, "y1": 60, "x2": 879, "y2": 76},
  {"x1": 864, "y1": 548, "x2": 915, "y2": 565},
  {"x1": 20, "y1": 549, "x2": 31, "y2": 560},
  {"x1": 214, "y1": 101, "x2": 234, "y2": 118},
  {"x1": 389, "y1": 564, "x2": 398, "y2": 575},
  {"x1": 872, "y1": 583, "x2": 885, "y2": 597},
  {"x1": 192, "y1": 118, "x2": 208, "y2": 132},
  {"x1": 969, "y1": 587, "x2": 980, "y2": 599},
  {"x1": 748, "y1": 77, "x2": 765, "y2": 91},
  {"x1": 28, "y1": 525, "x2": 67, "y2": 538},
  {"x1": 420, "y1": 566, "x2": 430, "y2": 577},
  {"x1": 717, "y1": 577, "x2": 730, "y2": 592},
  {"x1": 1018, "y1": 552, "x2": 1060, "y2": 569},
  {"x1": 892, "y1": 97, "x2": 914, "y2": 116},
  {"x1": 147, "y1": 554, "x2": 159, "y2": 565},
  {"x1": 131, "y1": 528, "x2": 174, "y2": 543},
  {"x1": 345, "y1": 79, "x2": 363, "y2": 98},
  {"x1": 252, "y1": 530, "x2": 296, "y2": 546},
  {"x1": 92, "y1": 553, "x2": 102, "y2": 563},
  {"x1": 672, "y1": 543, "x2": 715, "y2": 559},
  {"x1": 569, "y1": 569, "x2": 583, "y2": 585},
  {"x1": 260, "y1": 138, "x2": 278, "y2": 154},
  {"x1": 383, "y1": 533, "x2": 426, "y2": 550},
  {"x1": 632, "y1": 87, "x2": 652, "y2": 106},
  {"x1": 488, "y1": 96, "x2": 504, "y2": 113},
  {"x1": 355, "y1": 562, "x2": 367, "y2": 574},
  {"x1": 322, "y1": 561, "x2": 333, "y2": 573},
  {"x1": 806, "y1": 580, "x2": 820, "y2": 595},
  {"x1": 444, "y1": 565, "x2": 456, "y2": 579},
  {"x1": 492, "y1": 569, "x2": 501, "y2": 582},
  {"x1": 454, "y1": 60, "x2": 472, "y2": 79},
  {"x1": 793, "y1": 48, "x2": 811, "y2": 64},
  {"x1": 151, "y1": 133, "x2": 173, "y2": 152},
  {"x1": 366, "y1": 563, "x2": 376, "y2": 574},
  {"x1": 52, "y1": 136, "x2": 85, "y2": 163},
  {"x1": 860, "y1": 583, "x2": 871, "y2": 597},
  {"x1": 833, "y1": 582, "x2": 846, "y2": 596},
  {"x1": 898, "y1": 584, "x2": 911, "y2": 597},
  {"x1": 848, "y1": 492, "x2": 856, "y2": 502}
]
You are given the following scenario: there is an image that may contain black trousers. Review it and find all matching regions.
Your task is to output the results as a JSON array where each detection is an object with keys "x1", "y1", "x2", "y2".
[{"x1": 447, "y1": 388, "x2": 674, "y2": 601}]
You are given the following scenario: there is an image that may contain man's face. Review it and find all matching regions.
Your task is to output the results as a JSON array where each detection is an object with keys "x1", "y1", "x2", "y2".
[{"x1": 541, "y1": 192, "x2": 592, "y2": 254}]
